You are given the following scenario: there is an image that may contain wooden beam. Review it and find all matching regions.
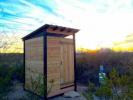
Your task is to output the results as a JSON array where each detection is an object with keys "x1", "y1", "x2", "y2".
[
  {"x1": 23, "y1": 40, "x2": 25, "y2": 90},
  {"x1": 73, "y1": 34, "x2": 77, "y2": 91},
  {"x1": 43, "y1": 31, "x2": 48, "y2": 99}
]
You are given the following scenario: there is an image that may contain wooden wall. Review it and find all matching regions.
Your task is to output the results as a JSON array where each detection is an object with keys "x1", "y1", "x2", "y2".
[
  {"x1": 47, "y1": 37, "x2": 61, "y2": 96},
  {"x1": 60, "y1": 39, "x2": 74, "y2": 87},
  {"x1": 24, "y1": 36, "x2": 75, "y2": 97},
  {"x1": 47, "y1": 37, "x2": 74, "y2": 97},
  {"x1": 25, "y1": 37, "x2": 44, "y2": 96}
]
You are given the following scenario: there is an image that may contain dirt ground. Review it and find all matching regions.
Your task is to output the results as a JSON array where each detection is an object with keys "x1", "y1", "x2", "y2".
[{"x1": 6, "y1": 81, "x2": 88, "y2": 100}]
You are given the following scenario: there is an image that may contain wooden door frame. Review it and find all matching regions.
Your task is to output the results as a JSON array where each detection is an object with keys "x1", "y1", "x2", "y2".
[{"x1": 60, "y1": 38, "x2": 75, "y2": 89}]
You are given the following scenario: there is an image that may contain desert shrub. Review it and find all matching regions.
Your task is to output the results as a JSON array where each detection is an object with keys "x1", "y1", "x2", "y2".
[
  {"x1": 25, "y1": 68, "x2": 54, "y2": 99},
  {"x1": 84, "y1": 68, "x2": 133, "y2": 100},
  {"x1": 0, "y1": 53, "x2": 23, "y2": 66},
  {"x1": 0, "y1": 61, "x2": 24, "y2": 98},
  {"x1": 0, "y1": 53, "x2": 24, "y2": 82},
  {"x1": 76, "y1": 52, "x2": 99, "y2": 85},
  {"x1": 95, "y1": 85, "x2": 112, "y2": 100},
  {"x1": 0, "y1": 65, "x2": 24, "y2": 82},
  {"x1": 83, "y1": 82, "x2": 95, "y2": 100},
  {"x1": 11, "y1": 66, "x2": 24, "y2": 82},
  {"x1": 0, "y1": 65, "x2": 12, "y2": 98},
  {"x1": 83, "y1": 92, "x2": 93, "y2": 100},
  {"x1": 76, "y1": 49, "x2": 133, "y2": 85}
]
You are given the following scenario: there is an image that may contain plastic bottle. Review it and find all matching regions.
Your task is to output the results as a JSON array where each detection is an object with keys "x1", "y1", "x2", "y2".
[{"x1": 99, "y1": 65, "x2": 106, "y2": 85}]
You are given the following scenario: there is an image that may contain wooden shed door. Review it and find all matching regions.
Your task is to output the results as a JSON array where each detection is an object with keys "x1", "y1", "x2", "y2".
[{"x1": 60, "y1": 39, "x2": 74, "y2": 88}]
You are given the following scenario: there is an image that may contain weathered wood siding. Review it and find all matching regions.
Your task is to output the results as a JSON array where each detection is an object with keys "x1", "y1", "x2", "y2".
[{"x1": 25, "y1": 37, "x2": 44, "y2": 95}]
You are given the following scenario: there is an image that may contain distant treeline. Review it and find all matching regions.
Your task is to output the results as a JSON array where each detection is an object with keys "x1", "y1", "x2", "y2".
[
  {"x1": 0, "y1": 53, "x2": 23, "y2": 66},
  {"x1": 76, "y1": 49, "x2": 133, "y2": 85},
  {"x1": 1, "y1": 50, "x2": 133, "y2": 86}
]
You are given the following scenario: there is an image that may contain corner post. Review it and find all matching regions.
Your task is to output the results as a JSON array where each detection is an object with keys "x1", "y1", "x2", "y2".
[
  {"x1": 23, "y1": 40, "x2": 25, "y2": 90},
  {"x1": 43, "y1": 31, "x2": 48, "y2": 99},
  {"x1": 73, "y1": 34, "x2": 77, "y2": 91}
]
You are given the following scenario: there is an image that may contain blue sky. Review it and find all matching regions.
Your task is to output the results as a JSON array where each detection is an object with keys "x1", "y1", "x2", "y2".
[{"x1": 1, "y1": 0, "x2": 133, "y2": 49}]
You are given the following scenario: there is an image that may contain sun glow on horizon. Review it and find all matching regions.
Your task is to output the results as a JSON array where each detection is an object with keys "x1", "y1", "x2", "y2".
[
  {"x1": 74, "y1": 12, "x2": 133, "y2": 51},
  {"x1": 1, "y1": 0, "x2": 133, "y2": 52},
  {"x1": 76, "y1": 28, "x2": 129, "y2": 51}
]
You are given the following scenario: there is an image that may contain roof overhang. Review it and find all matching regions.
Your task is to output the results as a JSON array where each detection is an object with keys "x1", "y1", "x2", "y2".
[{"x1": 22, "y1": 24, "x2": 79, "y2": 40}]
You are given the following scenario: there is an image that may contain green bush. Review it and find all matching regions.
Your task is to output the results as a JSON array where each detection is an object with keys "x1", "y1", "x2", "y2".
[
  {"x1": 83, "y1": 92, "x2": 93, "y2": 100},
  {"x1": 0, "y1": 62, "x2": 24, "y2": 99},
  {"x1": 95, "y1": 85, "x2": 112, "y2": 100},
  {"x1": 0, "y1": 66, "x2": 12, "y2": 98},
  {"x1": 84, "y1": 68, "x2": 133, "y2": 100},
  {"x1": 83, "y1": 82, "x2": 95, "y2": 100},
  {"x1": 12, "y1": 66, "x2": 24, "y2": 82},
  {"x1": 76, "y1": 50, "x2": 133, "y2": 85},
  {"x1": 26, "y1": 68, "x2": 54, "y2": 98}
]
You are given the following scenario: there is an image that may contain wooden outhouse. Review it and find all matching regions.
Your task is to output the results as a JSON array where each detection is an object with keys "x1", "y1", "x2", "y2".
[{"x1": 22, "y1": 24, "x2": 79, "y2": 99}]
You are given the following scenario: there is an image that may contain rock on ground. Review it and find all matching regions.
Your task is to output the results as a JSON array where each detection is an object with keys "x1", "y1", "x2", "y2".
[
  {"x1": 50, "y1": 96, "x2": 86, "y2": 100},
  {"x1": 63, "y1": 91, "x2": 80, "y2": 98},
  {"x1": 50, "y1": 86, "x2": 87, "y2": 100}
]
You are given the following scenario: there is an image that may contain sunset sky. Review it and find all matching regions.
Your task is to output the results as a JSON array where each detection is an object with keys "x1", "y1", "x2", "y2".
[{"x1": 1, "y1": 0, "x2": 133, "y2": 52}]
